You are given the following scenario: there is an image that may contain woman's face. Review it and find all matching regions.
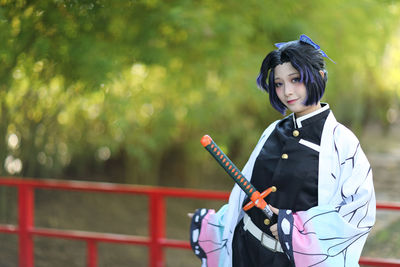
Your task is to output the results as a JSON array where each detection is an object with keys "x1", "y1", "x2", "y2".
[{"x1": 274, "y1": 62, "x2": 321, "y2": 117}]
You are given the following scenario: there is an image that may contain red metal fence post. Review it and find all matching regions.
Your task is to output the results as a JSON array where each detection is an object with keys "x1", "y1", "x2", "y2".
[
  {"x1": 18, "y1": 184, "x2": 34, "y2": 267},
  {"x1": 87, "y1": 240, "x2": 98, "y2": 267},
  {"x1": 149, "y1": 193, "x2": 166, "y2": 267}
]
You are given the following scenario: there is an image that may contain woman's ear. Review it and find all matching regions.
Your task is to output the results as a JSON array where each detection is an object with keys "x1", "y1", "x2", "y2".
[{"x1": 319, "y1": 70, "x2": 325, "y2": 79}]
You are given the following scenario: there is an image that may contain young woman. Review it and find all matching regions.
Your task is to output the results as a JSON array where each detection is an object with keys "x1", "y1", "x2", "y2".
[{"x1": 189, "y1": 35, "x2": 375, "y2": 267}]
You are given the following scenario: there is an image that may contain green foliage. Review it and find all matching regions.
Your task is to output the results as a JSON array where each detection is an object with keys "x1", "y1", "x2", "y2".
[{"x1": 0, "y1": 0, "x2": 399, "y2": 187}]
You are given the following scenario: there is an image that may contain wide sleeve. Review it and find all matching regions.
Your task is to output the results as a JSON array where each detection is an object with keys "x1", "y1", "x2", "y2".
[
  {"x1": 276, "y1": 125, "x2": 376, "y2": 267},
  {"x1": 190, "y1": 205, "x2": 228, "y2": 267}
]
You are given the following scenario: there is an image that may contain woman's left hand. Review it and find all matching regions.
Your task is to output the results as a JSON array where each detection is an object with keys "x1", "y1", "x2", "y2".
[{"x1": 269, "y1": 205, "x2": 280, "y2": 240}]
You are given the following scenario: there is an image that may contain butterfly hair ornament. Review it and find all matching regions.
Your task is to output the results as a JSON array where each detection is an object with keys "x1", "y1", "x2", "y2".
[{"x1": 275, "y1": 34, "x2": 336, "y2": 64}]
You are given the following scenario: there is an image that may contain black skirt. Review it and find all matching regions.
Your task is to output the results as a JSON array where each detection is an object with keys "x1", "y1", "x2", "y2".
[{"x1": 232, "y1": 219, "x2": 292, "y2": 267}]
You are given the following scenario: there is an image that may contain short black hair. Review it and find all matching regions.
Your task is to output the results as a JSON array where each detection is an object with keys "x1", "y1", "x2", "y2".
[{"x1": 256, "y1": 40, "x2": 328, "y2": 114}]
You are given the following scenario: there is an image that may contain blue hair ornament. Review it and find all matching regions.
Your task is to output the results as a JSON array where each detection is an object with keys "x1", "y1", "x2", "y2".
[{"x1": 275, "y1": 34, "x2": 336, "y2": 64}]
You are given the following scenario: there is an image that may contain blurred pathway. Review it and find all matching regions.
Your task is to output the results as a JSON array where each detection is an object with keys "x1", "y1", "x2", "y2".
[{"x1": 361, "y1": 122, "x2": 400, "y2": 234}]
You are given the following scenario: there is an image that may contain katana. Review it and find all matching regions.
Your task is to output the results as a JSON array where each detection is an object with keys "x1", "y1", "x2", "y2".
[{"x1": 201, "y1": 135, "x2": 276, "y2": 222}]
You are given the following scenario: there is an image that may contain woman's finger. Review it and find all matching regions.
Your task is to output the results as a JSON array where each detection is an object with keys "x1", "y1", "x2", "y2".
[
  {"x1": 269, "y1": 205, "x2": 279, "y2": 215},
  {"x1": 269, "y1": 223, "x2": 279, "y2": 240}
]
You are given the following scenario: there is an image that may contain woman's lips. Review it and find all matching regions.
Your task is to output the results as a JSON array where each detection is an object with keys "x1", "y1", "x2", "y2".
[{"x1": 287, "y1": 99, "x2": 298, "y2": 105}]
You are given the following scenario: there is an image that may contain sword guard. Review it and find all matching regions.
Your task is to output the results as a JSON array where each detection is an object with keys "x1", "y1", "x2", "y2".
[{"x1": 243, "y1": 186, "x2": 276, "y2": 217}]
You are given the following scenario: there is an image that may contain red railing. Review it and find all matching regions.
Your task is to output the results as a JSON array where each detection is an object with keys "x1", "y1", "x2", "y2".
[{"x1": 0, "y1": 177, "x2": 399, "y2": 267}]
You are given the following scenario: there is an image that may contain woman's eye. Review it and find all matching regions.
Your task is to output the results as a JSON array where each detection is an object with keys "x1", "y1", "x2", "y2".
[
  {"x1": 275, "y1": 83, "x2": 282, "y2": 87},
  {"x1": 292, "y1": 77, "x2": 301, "y2": 83}
]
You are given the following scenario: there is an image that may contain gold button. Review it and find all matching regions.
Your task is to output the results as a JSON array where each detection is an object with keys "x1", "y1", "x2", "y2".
[
  {"x1": 281, "y1": 153, "x2": 288, "y2": 159},
  {"x1": 264, "y1": 218, "x2": 270, "y2": 225},
  {"x1": 293, "y1": 130, "x2": 299, "y2": 137}
]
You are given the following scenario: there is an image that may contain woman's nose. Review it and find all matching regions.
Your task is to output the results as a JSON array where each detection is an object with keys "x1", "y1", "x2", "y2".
[{"x1": 284, "y1": 84, "x2": 294, "y2": 96}]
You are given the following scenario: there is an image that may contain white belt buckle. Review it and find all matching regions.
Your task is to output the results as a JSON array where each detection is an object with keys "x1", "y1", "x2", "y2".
[{"x1": 261, "y1": 232, "x2": 278, "y2": 252}]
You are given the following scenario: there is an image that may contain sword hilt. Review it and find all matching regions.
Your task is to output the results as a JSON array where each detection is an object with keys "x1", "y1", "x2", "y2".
[
  {"x1": 201, "y1": 135, "x2": 276, "y2": 219},
  {"x1": 201, "y1": 135, "x2": 257, "y2": 196}
]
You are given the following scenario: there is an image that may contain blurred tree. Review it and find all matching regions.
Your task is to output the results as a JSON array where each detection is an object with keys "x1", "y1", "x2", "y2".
[{"x1": 0, "y1": 0, "x2": 398, "y2": 191}]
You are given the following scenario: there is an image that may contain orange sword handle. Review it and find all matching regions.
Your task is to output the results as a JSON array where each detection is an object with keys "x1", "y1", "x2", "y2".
[{"x1": 201, "y1": 135, "x2": 276, "y2": 219}]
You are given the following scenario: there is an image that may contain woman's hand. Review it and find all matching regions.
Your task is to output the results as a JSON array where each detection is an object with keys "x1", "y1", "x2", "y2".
[
  {"x1": 269, "y1": 205, "x2": 280, "y2": 240},
  {"x1": 187, "y1": 213, "x2": 194, "y2": 219}
]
